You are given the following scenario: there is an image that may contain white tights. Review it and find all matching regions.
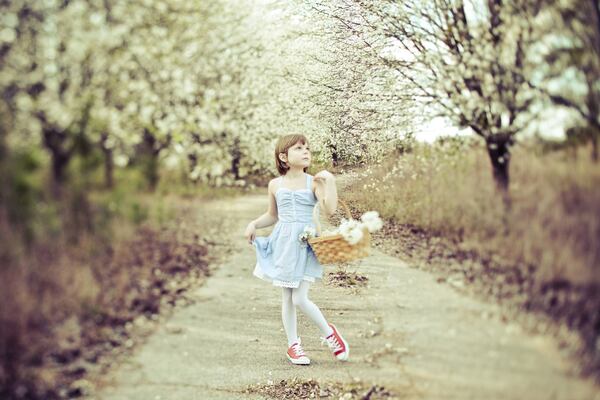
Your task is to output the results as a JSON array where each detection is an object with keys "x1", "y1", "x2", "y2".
[{"x1": 281, "y1": 281, "x2": 334, "y2": 346}]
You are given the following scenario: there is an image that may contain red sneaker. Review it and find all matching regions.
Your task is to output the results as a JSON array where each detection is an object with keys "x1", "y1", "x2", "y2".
[
  {"x1": 322, "y1": 323, "x2": 349, "y2": 361},
  {"x1": 287, "y1": 338, "x2": 310, "y2": 365}
]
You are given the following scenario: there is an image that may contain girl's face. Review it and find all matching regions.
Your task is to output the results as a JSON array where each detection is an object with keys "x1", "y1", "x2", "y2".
[{"x1": 286, "y1": 141, "x2": 311, "y2": 168}]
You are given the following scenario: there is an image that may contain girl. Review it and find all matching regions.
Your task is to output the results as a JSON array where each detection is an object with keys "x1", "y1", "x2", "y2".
[{"x1": 244, "y1": 134, "x2": 349, "y2": 365}]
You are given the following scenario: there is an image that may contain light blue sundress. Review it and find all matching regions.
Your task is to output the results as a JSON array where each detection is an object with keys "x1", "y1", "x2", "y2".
[{"x1": 252, "y1": 173, "x2": 324, "y2": 288}]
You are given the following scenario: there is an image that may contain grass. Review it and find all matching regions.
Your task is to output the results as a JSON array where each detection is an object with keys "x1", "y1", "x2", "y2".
[
  {"x1": 345, "y1": 140, "x2": 600, "y2": 285},
  {"x1": 0, "y1": 166, "x2": 248, "y2": 398}
]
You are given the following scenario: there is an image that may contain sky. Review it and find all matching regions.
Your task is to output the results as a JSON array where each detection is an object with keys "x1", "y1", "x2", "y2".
[
  {"x1": 414, "y1": 116, "x2": 471, "y2": 143},
  {"x1": 414, "y1": 106, "x2": 577, "y2": 143}
]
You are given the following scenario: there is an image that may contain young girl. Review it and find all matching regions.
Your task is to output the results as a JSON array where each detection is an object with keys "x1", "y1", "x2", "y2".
[{"x1": 244, "y1": 134, "x2": 349, "y2": 365}]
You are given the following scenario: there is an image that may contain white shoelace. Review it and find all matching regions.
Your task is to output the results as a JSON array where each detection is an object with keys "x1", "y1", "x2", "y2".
[
  {"x1": 321, "y1": 335, "x2": 342, "y2": 352},
  {"x1": 291, "y1": 342, "x2": 306, "y2": 357}
]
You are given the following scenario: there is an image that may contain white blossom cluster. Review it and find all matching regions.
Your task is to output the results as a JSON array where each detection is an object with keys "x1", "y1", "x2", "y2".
[{"x1": 319, "y1": 210, "x2": 384, "y2": 245}]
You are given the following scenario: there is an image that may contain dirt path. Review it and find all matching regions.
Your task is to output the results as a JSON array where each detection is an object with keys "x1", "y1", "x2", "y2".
[{"x1": 92, "y1": 184, "x2": 599, "y2": 400}]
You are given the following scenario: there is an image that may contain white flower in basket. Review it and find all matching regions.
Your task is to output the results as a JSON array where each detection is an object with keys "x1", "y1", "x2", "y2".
[
  {"x1": 339, "y1": 218, "x2": 364, "y2": 245},
  {"x1": 312, "y1": 203, "x2": 384, "y2": 245},
  {"x1": 360, "y1": 211, "x2": 384, "y2": 233}
]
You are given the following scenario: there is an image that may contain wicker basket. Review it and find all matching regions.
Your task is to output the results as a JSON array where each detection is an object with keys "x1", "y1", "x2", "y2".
[{"x1": 307, "y1": 199, "x2": 371, "y2": 265}]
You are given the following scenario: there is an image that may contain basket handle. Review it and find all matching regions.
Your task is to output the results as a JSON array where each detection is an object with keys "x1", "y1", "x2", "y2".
[{"x1": 312, "y1": 199, "x2": 352, "y2": 236}]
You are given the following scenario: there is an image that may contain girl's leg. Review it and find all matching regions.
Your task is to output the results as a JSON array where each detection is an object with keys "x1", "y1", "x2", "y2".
[
  {"x1": 291, "y1": 281, "x2": 334, "y2": 337},
  {"x1": 282, "y1": 287, "x2": 298, "y2": 346}
]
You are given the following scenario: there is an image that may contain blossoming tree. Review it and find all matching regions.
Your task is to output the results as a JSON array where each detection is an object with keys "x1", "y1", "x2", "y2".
[{"x1": 308, "y1": 0, "x2": 544, "y2": 196}]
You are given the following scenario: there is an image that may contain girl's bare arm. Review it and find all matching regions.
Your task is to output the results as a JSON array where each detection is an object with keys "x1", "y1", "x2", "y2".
[
  {"x1": 250, "y1": 179, "x2": 279, "y2": 229},
  {"x1": 314, "y1": 171, "x2": 338, "y2": 217}
]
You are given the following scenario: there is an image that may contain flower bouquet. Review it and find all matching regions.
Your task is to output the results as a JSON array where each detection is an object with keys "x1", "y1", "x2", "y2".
[{"x1": 298, "y1": 226, "x2": 317, "y2": 248}]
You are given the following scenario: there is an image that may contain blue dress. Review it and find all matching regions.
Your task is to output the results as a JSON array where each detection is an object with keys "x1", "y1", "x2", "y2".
[{"x1": 252, "y1": 173, "x2": 324, "y2": 288}]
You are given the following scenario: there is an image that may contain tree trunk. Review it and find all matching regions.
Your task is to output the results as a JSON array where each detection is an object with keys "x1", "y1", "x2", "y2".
[
  {"x1": 49, "y1": 147, "x2": 70, "y2": 198},
  {"x1": 142, "y1": 128, "x2": 161, "y2": 191},
  {"x1": 485, "y1": 135, "x2": 512, "y2": 215},
  {"x1": 329, "y1": 144, "x2": 339, "y2": 168},
  {"x1": 187, "y1": 153, "x2": 198, "y2": 182},
  {"x1": 103, "y1": 147, "x2": 114, "y2": 189},
  {"x1": 42, "y1": 127, "x2": 73, "y2": 197},
  {"x1": 51, "y1": 152, "x2": 70, "y2": 184},
  {"x1": 231, "y1": 137, "x2": 241, "y2": 179},
  {"x1": 148, "y1": 154, "x2": 159, "y2": 191},
  {"x1": 484, "y1": 135, "x2": 513, "y2": 237},
  {"x1": 100, "y1": 132, "x2": 114, "y2": 189}
]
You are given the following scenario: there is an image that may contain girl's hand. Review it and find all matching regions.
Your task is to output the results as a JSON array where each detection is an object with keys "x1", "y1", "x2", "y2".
[
  {"x1": 245, "y1": 222, "x2": 256, "y2": 244},
  {"x1": 314, "y1": 170, "x2": 335, "y2": 188}
]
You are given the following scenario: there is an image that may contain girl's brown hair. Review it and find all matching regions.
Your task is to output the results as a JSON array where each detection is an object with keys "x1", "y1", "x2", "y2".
[{"x1": 274, "y1": 134, "x2": 309, "y2": 175}]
